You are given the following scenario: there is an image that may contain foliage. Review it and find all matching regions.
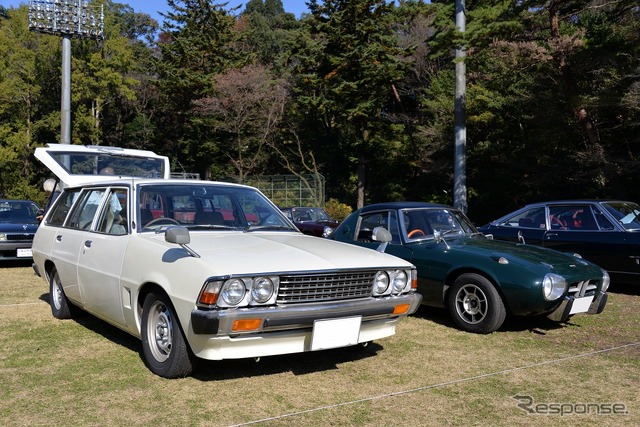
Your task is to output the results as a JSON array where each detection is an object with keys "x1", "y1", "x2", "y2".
[
  {"x1": 324, "y1": 197, "x2": 353, "y2": 221},
  {"x1": 0, "y1": 0, "x2": 638, "y2": 225}
]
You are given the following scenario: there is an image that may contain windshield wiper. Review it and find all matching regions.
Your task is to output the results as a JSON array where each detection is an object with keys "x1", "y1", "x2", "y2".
[
  {"x1": 185, "y1": 224, "x2": 237, "y2": 230},
  {"x1": 244, "y1": 225, "x2": 296, "y2": 232}
]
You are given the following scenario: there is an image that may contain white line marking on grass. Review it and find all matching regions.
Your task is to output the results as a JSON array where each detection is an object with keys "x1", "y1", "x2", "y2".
[
  {"x1": 230, "y1": 342, "x2": 640, "y2": 426},
  {"x1": 0, "y1": 302, "x2": 44, "y2": 308}
]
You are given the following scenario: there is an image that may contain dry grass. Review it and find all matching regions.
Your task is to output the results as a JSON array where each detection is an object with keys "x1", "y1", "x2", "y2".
[{"x1": 1, "y1": 261, "x2": 638, "y2": 426}]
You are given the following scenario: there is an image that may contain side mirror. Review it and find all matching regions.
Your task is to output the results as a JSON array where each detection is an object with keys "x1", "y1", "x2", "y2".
[
  {"x1": 165, "y1": 226, "x2": 200, "y2": 258},
  {"x1": 165, "y1": 226, "x2": 190, "y2": 244},
  {"x1": 372, "y1": 226, "x2": 391, "y2": 252}
]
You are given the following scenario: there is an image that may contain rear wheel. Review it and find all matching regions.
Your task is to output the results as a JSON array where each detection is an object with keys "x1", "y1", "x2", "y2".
[
  {"x1": 141, "y1": 292, "x2": 194, "y2": 378},
  {"x1": 49, "y1": 268, "x2": 76, "y2": 319},
  {"x1": 448, "y1": 273, "x2": 506, "y2": 334}
]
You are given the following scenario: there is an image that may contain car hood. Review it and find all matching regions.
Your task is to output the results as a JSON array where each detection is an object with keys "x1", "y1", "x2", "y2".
[
  {"x1": 436, "y1": 235, "x2": 600, "y2": 274},
  {"x1": 0, "y1": 222, "x2": 39, "y2": 231},
  {"x1": 164, "y1": 231, "x2": 411, "y2": 273}
]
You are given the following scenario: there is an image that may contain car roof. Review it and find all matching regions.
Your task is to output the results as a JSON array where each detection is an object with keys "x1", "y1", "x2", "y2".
[
  {"x1": 360, "y1": 201, "x2": 451, "y2": 213},
  {"x1": 522, "y1": 200, "x2": 635, "y2": 207}
]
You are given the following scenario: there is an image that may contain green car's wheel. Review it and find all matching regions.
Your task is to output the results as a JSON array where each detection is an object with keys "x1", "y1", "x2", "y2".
[
  {"x1": 448, "y1": 273, "x2": 506, "y2": 334},
  {"x1": 141, "y1": 292, "x2": 194, "y2": 378}
]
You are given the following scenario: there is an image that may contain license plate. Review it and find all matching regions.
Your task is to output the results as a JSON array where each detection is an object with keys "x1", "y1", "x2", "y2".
[
  {"x1": 17, "y1": 248, "x2": 32, "y2": 258},
  {"x1": 570, "y1": 295, "x2": 594, "y2": 314},
  {"x1": 311, "y1": 316, "x2": 362, "y2": 351}
]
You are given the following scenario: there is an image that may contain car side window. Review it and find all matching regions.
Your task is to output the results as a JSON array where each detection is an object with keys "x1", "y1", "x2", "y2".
[
  {"x1": 46, "y1": 189, "x2": 81, "y2": 227},
  {"x1": 96, "y1": 189, "x2": 127, "y2": 235},
  {"x1": 68, "y1": 189, "x2": 105, "y2": 230},
  {"x1": 501, "y1": 207, "x2": 545, "y2": 229},
  {"x1": 357, "y1": 212, "x2": 390, "y2": 242}
]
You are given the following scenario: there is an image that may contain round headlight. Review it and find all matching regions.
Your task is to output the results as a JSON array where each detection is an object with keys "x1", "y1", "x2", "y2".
[
  {"x1": 373, "y1": 271, "x2": 389, "y2": 295},
  {"x1": 221, "y1": 279, "x2": 246, "y2": 306},
  {"x1": 601, "y1": 270, "x2": 610, "y2": 292},
  {"x1": 392, "y1": 270, "x2": 408, "y2": 293},
  {"x1": 542, "y1": 273, "x2": 567, "y2": 301},
  {"x1": 251, "y1": 277, "x2": 274, "y2": 303}
]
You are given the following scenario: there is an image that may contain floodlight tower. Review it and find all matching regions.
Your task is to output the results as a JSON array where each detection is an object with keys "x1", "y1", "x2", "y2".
[{"x1": 28, "y1": 0, "x2": 104, "y2": 145}]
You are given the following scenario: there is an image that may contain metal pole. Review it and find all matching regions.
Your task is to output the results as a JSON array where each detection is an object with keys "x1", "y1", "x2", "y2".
[
  {"x1": 61, "y1": 35, "x2": 71, "y2": 144},
  {"x1": 454, "y1": 0, "x2": 467, "y2": 213}
]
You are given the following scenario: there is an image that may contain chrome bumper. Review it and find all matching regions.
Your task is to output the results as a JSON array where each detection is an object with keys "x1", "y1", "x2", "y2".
[
  {"x1": 191, "y1": 292, "x2": 422, "y2": 335},
  {"x1": 547, "y1": 291, "x2": 608, "y2": 322}
]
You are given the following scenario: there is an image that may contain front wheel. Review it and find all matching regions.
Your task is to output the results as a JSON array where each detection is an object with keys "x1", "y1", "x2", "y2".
[
  {"x1": 141, "y1": 292, "x2": 194, "y2": 378},
  {"x1": 448, "y1": 273, "x2": 506, "y2": 334}
]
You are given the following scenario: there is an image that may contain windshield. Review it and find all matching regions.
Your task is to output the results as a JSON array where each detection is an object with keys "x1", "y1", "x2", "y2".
[
  {"x1": 138, "y1": 184, "x2": 296, "y2": 232},
  {"x1": 0, "y1": 200, "x2": 40, "y2": 223},
  {"x1": 400, "y1": 208, "x2": 477, "y2": 241},
  {"x1": 602, "y1": 201, "x2": 640, "y2": 230},
  {"x1": 291, "y1": 208, "x2": 333, "y2": 222}
]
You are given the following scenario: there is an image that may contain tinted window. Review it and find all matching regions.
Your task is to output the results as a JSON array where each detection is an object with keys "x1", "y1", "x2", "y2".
[
  {"x1": 46, "y1": 189, "x2": 81, "y2": 227},
  {"x1": 499, "y1": 207, "x2": 545, "y2": 229}
]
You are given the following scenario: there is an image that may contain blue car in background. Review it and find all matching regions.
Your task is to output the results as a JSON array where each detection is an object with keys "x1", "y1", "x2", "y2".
[{"x1": 0, "y1": 199, "x2": 41, "y2": 261}]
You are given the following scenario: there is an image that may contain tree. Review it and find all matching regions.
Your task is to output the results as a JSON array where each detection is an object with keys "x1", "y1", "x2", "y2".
[
  {"x1": 192, "y1": 63, "x2": 289, "y2": 181},
  {"x1": 297, "y1": 0, "x2": 411, "y2": 208}
]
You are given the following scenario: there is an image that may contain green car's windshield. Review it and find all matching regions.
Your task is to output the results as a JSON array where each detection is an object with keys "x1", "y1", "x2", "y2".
[{"x1": 401, "y1": 208, "x2": 477, "y2": 242}]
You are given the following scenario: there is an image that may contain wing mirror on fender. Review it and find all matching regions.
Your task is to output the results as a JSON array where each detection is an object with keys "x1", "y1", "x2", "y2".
[
  {"x1": 165, "y1": 226, "x2": 200, "y2": 258},
  {"x1": 372, "y1": 226, "x2": 392, "y2": 253}
]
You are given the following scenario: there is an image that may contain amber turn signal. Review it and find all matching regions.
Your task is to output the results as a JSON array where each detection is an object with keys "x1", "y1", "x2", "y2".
[
  {"x1": 232, "y1": 319, "x2": 262, "y2": 332},
  {"x1": 393, "y1": 304, "x2": 410, "y2": 315}
]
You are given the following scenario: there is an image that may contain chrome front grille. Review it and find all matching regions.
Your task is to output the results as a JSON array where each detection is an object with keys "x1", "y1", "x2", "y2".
[
  {"x1": 277, "y1": 270, "x2": 377, "y2": 303},
  {"x1": 567, "y1": 280, "x2": 598, "y2": 297}
]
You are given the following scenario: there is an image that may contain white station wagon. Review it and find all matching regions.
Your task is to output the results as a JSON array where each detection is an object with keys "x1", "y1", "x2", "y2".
[{"x1": 32, "y1": 144, "x2": 421, "y2": 378}]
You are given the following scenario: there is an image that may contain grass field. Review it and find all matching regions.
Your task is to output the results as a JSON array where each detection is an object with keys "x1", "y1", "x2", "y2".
[{"x1": 1, "y1": 260, "x2": 638, "y2": 426}]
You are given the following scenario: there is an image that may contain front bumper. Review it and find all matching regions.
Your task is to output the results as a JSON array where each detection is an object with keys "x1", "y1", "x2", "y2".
[
  {"x1": 188, "y1": 292, "x2": 422, "y2": 360},
  {"x1": 191, "y1": 292, "x2": 422, "y2": 335},
  {"x1": 547, "y1": 291, "x2": 608, "y2": 322}
]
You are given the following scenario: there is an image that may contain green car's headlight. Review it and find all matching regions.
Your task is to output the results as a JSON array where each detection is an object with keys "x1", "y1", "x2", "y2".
[
  {"x1": 542, "y1": 273, "x2": 567, "y2": 301},
  {"x1": 601, "y1": 270, "x2": 610, "y2": 292}
]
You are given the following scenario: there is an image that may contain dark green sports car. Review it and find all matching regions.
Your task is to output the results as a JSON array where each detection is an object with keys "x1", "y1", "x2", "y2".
[{"x1": 329, "y1": 202, "x2": 610, "y2": 333}]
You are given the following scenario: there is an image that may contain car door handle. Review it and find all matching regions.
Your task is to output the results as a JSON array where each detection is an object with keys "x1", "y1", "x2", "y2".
[
  {"x1": 545, "y1": 233, "x2": 558, "y2": 239},
  {"x1": 56, "y1": 235, "x2": 63, "y2": 242},
  {"x1": 84, "y1": 240, "x2": 92, "y2": 248}
]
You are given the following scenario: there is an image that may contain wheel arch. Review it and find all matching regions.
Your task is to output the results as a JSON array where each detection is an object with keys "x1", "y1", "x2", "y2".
[{"x1": 443, "y1": 267, "x2": 512, "y2": 314}]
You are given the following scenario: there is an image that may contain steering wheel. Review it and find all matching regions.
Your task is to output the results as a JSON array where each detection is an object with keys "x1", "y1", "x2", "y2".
[
  {"x1": 144, "y1": 217, "x2": 180, "y2": 228},
  {"x1": 258, "y1": 213, "x2": 275, "y2": 225},
  {"x1": 407, "y1": 229, "x2": 425, "y2": 238}
]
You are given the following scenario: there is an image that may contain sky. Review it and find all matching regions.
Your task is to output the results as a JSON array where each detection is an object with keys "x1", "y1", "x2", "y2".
[{"x1": 0, "y1": 1, "x2": 311, "y2": 23}]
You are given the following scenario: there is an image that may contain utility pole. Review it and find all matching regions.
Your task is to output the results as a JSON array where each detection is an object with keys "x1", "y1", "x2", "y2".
[
  {"x1": 28, "y1": 0, "x2": 104, "y2": 145},
  {"x1": 454, "y1": 0, "x2": 467, "y2": 213}
]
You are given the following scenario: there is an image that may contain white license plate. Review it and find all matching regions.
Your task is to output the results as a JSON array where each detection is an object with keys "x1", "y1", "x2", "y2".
[
  {"x1": 311, "y1": 316, "x2": 362, "y2": 351},
  {"x1": 570, "y1": 295, "x2": 594, "y2": 315},
  {"x1": 17, "y1": 248, "x2": 32, "y2": 258}
]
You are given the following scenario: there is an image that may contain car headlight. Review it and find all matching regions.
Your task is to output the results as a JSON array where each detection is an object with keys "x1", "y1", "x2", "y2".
[
  {"x1": 0, "y1": 233, "x2": 6, "y2": 241},
  {"x1": 542, "y1": 273, "x2": 567, "y2": 301},
  {"x1": 322, "y1": 226, "x2": 334, "y2": 238},
  {"x1": 372, "y1": 271, "x2": 389, "y2": 295},
  {"x1": 391, "y1": 270, "x2": 408, "y2": 293},
  {"x1": 601, "y1": 270, "x2": 610, "y2": 292},
  {"x1": 221, "y1": 279, "x2": 246, "y2": 306},
  {"x1": 251, "y1": 277, "x2": 274, "y2": 303}
]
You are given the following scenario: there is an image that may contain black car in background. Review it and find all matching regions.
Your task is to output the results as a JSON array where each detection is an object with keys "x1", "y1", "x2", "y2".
[
  {"x1": 0, "y1": 199, "x2": 41, "y2": 261},
  {"x1": 478, "y1": 200, "x2": 640, "y2": 285},
  {"x1": 280, "y1": 206, "x2": 339, "y2": 237}
]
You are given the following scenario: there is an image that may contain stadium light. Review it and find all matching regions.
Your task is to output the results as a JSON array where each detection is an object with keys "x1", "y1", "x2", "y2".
[{"x1": 28, "y1": 1, "x2": 104, "y2": 145}]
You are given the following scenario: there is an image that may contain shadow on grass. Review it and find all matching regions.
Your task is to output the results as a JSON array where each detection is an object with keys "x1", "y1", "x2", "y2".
[
  {"x1": 2, "y1": 259, "x2": 33, "y2": 268},
  {"x1": 411, "y1": 303, "x2": 574, "y2": 335},
  {"x1": 40, "y1": 291, "x2": 383, "y2": 381}
]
